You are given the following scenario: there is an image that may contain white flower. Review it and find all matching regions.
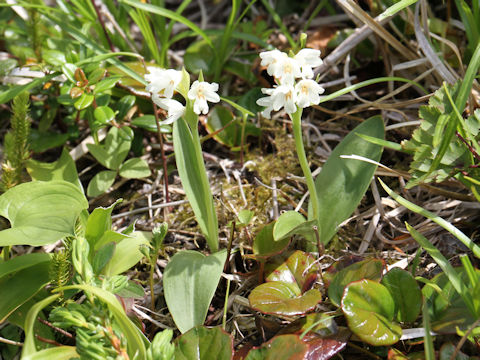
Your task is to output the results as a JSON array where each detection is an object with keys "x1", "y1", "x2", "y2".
[
  {"x1": 295, "y1": 79, "x2": 325, "y2": 108},
  {"x1": 259, "y1": 49, "x2": 288, "y2": 77},
  {"x1": 145, "y1": 67, "x2": 182, "y2": 99},
  {"x1": 154, "y1": 97, "x2": 185, "y2": 124},
  {"x1": 187, "y1": 80, "x2": 220, "y2": 115},
  {"x1": 256, "y1": 85, "x2": 297, "y2": 117},
  {"x1": 294, "y1": 48, "x2": 323, "y2": 79},
  {"x1": 256, "y1": 88, "x2": 275, "y2": 118},
  {"x1": 273, "y1": 56, "x2": 301, "y2": 85}
]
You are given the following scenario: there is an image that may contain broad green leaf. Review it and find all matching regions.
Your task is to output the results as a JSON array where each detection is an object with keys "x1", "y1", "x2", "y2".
[
  {"x1": 22, "y1": 294, "x2": 61, "y2": 357},
  {"x1": 174, "y1": 326, "x2": 233, "y2": 360},
  {"x1": 26, "y1": 148, "x2": 82, "y2": 190},
  {"x1": 184, "y1": 39, "x2": 215, "y2": 75},
  {"x1": 0, "y1": 253, "x2": 51, "y2": 278},
  {"x1": 22, "y1": 346, "x2": 78, "y2": 360},
  {"x1": 92, "y1": 242, "x2": 116, "y2": 274},
  {"x1": 115, "y1": 95, "x2": 136, "y2": 121},
  {"x1": 164, "y1": 250, "x2": 227, "y2": 333},
  {"x1": 173, "y1": 116, "x2": 218, "y2": 252},
  {"x1": 381, "y1": 268, "x2": 422, "y2": 322},
  {"x1": 93, "y1": 106, "x2": 115, "y2": 124},
  {"x1": 237, "y1": 209, "x2": 254, "y2": 225},
  {"x1": 87, "y1": 126, "x2": 131, "y2": 170},
  {"x1": 245, "y1": 334, "x2": 308, "y2": 360},
  {"x1": 74, "y1": 93, "x2": 94, "y2": 110},
  {"x1": 102, "y1": 231, "x2": 150, "y2": 276},
  {"x1": 252, "y1": 221, "x2": 290, "y2": 258},
  {"x1": 328, "y1": 258, "x2": 384, "y2": 307},
  {"x1": 0, "y1": 73, "x2": 58, "y2": 104},
  {"x1": 119, "y1": 158, "x2": 151, "y2": 179},
  {"x1": 273, "y1": 211, "x2": 315, "y2": 242},
  {"x1": 249, "y1": 282, "x2": 322, "y2": 316},
  {"x1": 29, "y1": 130, "x2": 69, "y2": 153},
  {"x1": 0, "y1": 181, "x2": 88, "y2": 246},
  {"x1": 43, "y1": 49, "x2": 66, "y2": 66},
  {"x1": 341, "y1": 279, "x2": 401, "y2": 346},
  {"x1": 87, "y1": 170, "x2": 117, "y2": 197},
  {"x1": 310, "y1": 115, "x2": 384, "y2": 244},
  {"x1": 56, "y1": 284, "x2": 148, "y2": 359},
  {"x1": 439, "y1": 342, "x2": 470, "y2": 360},
  {"x1": 0, "y1": 261, "x2": 51, "y2": 322},
  {"x1": 61, "y1": 63, "x2": 77, "y2": 82}
]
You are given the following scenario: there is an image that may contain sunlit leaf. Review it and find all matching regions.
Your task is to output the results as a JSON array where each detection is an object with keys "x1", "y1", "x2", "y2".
[{"x1": 174, "y1": 326, "x2": 233, "y2": 360}]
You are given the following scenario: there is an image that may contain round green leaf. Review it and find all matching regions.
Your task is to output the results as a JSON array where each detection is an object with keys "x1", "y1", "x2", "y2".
[
  {"x1": 87, "y1": 170, "x2": 117, "y2": 197},
  {"x1": 0, "y1": 181, "x2": 88, "y2": 246},
  {"x1": 93, "y1": 76, "x2": 121, "y2": 94},
  {"x1": 249, "y1": 282, "x2": 322, "y2": 316},
  {"x1": 341, "y1": 279, "x2": 401, "y2": 346},
  {"x1": 328, "y1": 258, "x2": 384, "y2": 307},
  {"x1": 164, "y1": 250, "x2": 227, "y2": 333},
  {"x1": 253, "y1": 222, "x2": 290, "y2": 258},
  {"x1": 381, "y1": 268, "x2": 422, "y2": 323},
  {"x1": 94, "y1": 106, "x2": 115, "y2": 124},
  {"x1": 118, "y1": 158, "x2": 151, "y2": 179},
  {"x1": 174, "y1": 326, "x2": 233, "y2": 360},
  {"x1": 245, "y1": 334, "x2": 308, "y2": 360},
  {"x1": 74, "y1": 93, "x2": 94, "y2": 110}
]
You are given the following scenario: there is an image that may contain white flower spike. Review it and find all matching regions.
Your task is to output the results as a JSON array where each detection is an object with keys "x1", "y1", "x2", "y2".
[
  {"x1": 154, "y1": 97, "x2": 186, "y2": 125},
  {"x1": 256, "y1": 88, "x2": 275, "y2": 119},
  {"x1": 294, "y1": 48, "x2": 323, "y2": 79},
  {"x1": 273, "y1": 56, "x2": 301, "y2": 85},
  {"x1": 145, "y1": 67, "x2": 182, "y2": 99},
  {"x1": 187, "y1": 80, "x2": 220, "y2": 115},
  {"x1": 295, "y1": 79, "x2": 325, "y2": 108}
]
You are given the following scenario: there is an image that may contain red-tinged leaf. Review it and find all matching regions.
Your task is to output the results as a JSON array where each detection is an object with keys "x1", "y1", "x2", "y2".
[
  {"x1": 265, "y1": 251, "x2": 320, "y2": 291},
  {"x1": 341, "y1": 279, "x2": 401, "y2": 346},
  {"x1": 249, "y1": 282, "x2": 322, "y2": 316},
  {"x1": 244, "y1": 334, "x2": 308, "y2": 360},
  {"x1": 252, "y1": 222, "x2": 290, "y2": 259},
  {"x1": 279, "y1": 313, "x2": 338, "y2": 337},
  {"x1": 303, "y1": 328, "x2": 350, "y2": 360},
  {"x1": 323, "y1": 255, "x2": 364, "y2": 287},
  {"x1": 174, "y1": 326, "x2": 233, "y2": 360},
  {"x1": 328, "y1": 258, "x2": 384, "y2": 307}
]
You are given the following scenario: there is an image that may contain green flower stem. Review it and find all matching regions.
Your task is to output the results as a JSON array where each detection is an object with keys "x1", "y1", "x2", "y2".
[{"x1": 290, "y1": 107, "x2": 319, "y2": 221}]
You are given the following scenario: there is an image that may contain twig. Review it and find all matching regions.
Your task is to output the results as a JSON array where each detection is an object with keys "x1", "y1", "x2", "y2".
[
  {"x1": 0, "y1": 336, "x2": 23, "y2": 346},
  {"x1": 90, "y1": 0, "x2": 115, "y2": 52},
  {"x1": 450, "y1": 317, "x2": 480, "y2": 360}
]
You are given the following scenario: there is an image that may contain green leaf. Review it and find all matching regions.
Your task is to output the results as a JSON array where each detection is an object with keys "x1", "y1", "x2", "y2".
[
  {"x1": 26, "y1": 148, "x2": 82, "y2": 190},
  {"x1": 85, "y1": 200, "x2": 119, "y2": 249},
  {"x1": 174, "y1": 326, "x2": 233, "y2": 360},
  {"x1": 115, "y1": 95, "x2": 136, "y2": 121},
  {"x1": 253, "y1": 221, "x2": 290, "y2": 258},
  {"x1": 163, "y1": 250, "x2": 227, "y2": 333},
  {"x1": 29, "y1": 130, "x2": 69, "y2": 153},
  {"x1": 273, "y1": 211, "x2": 314, "y2": 242},
  {"x1": 184, "y1": 39, "x2": 215, "y2": 76},
  {"x1": 245, "y1": 334, "x2": 308, "y2": 360},
  {"x1": 87, "y1": 170, "x2": 117, "y2": 197},
  {"x1": 94, "y1": 106, "x2": 115, "y2": 124},
  {"x1": 22, "y1": 346, "x2": 79, "y2": 360},
  {"x1": 22, "y1": 294, "x2": 61, "y2": 357},
  {"x1": 439, "y1": 342, "x2": 470, "y2": 360},
  {"x1": 93, "y1": 76, "x2": 122, "y2": 94},
  {"x1": 0, "y1": 261, "x2": 51, "y2": 322},
  {"x1": 102, "y1": 231, "x2": 150, "y2": 276},
  {"x1": 0, "y1": 73, "x2": 59, "y2": 105},
  {"x1": 61, "y1": 63, "x2": 77, "y2": 83},
  {"x1": 173, "y1": 117, "x2": 218, "y2": 252},
  {"x1": 87, "y1": 126, "x2": 131, "y2": 170},
  {"x1": 74, "y1": 93, "x2": 94, "y2": 110},
  {"x1": 56, "y1": 284, "x2": 148, "y2": 359},
  {"x1": 0, "y1": 181, "x2": 88, "y2": 246},
  {"x1": 43, "y1": 49, "x2": 66, "y2": 66},
  {"x1": 328, "y1": 258, "x2": 384, "y2": 307},
  {"x1": 249, "y1": 283, "x2": 321, "y2": 316},
  {"x1": 311, "y1": 115, "x2": 384, "y2": 244},
  {"x1": 92, "y1": 242, "x2": 116, "y2": 274},
  {"x1": 341, "y1": 279, "x2": 401, "y2": 346},
  {"x1": 119, "y1": 157, "x2": 151, "y2": 179},
  {"x1": 131, "y1": 115, "x2": 171, "y2": 133},
  {"x1": 0, "y1": 253, "x2": 51, "y2": 278},
  {"x1": 381, "y1": 268, "x2": 422, "y2": 322},
  {"x1": 237, "y1": 209, "x2": 254, "y2": 225}
]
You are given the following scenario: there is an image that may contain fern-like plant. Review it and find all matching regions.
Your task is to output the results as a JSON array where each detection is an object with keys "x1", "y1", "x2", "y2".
[{"x1": 1, "y1": 92, "x2": 32, "y2": 192}]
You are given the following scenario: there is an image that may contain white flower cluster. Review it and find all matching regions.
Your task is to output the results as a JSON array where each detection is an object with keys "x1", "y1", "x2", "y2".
[
  {"x1": 256, "y1": 48, "x2": 325, "y2": 118},
  {"x1": 145, "y1": 68, "x2": 220, "y2": 124}
]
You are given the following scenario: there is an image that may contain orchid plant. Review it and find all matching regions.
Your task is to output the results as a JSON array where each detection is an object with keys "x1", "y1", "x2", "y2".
[
  {"x1": 145, "y1": 67, "x2": 220, "y2": 252},
  {"x1": 256, "y1": 47, "x2": 325, "y2": 223}
]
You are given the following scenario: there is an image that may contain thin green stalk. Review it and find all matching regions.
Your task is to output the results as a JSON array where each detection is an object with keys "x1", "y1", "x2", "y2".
[
  {"x1": 149, "y1": 257, "x2": 156, "y2": 311},
  {"x1": 290, "y1": 107, "x2": 319, "y2": 221},
  {"x1": 222, "y1": 278, "x2": 231, "y2": 330}
]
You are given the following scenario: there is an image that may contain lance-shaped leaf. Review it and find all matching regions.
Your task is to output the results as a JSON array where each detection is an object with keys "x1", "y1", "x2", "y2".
[
  {"x1": 310, "y1": 115, "x2": 384, "y2": 244},
  {"x1": 341, "y1": 279, "x2": 402, "y2": 346},
  {"x1": 164, "y1": 250, "x2": 227, "y2": 333},
  {"x1": 0, "y1": 181, "x2": 88, "y2": 246}
]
